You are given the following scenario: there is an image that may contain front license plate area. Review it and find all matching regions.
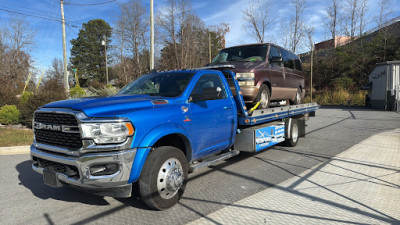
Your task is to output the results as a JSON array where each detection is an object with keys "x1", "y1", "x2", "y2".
[{"x1": 43, "y1": 169, "x2": 62, "y2": 187}]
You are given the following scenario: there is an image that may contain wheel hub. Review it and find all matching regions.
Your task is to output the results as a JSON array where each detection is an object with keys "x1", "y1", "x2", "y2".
[
  {"x1": 157, "y1": 158, "x2": 183, "y2": 199},
  {"x1": 167, "y1": 168, "x2": 183, "y2": 191},
  {"x1": 292, "y1": 123, "x2": 298, "y2": 143},
  {"x1": 261, "y1": 90, "x2": 268, "y2": 108}
]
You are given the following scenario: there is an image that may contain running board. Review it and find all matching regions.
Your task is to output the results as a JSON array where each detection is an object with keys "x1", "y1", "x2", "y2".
[{"x1": 189, "y1": 150, "x2": 240, "y2": 173}]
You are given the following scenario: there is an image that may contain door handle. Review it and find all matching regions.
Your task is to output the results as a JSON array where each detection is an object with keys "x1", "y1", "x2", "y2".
[{"x1": 224, "y1": 106, "x2": 232, "y2": 110}]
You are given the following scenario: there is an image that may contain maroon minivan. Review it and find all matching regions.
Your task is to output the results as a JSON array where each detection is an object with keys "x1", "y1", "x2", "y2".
[{"x1": 209, "y1": 43, "x2": 305, "y2": 109}]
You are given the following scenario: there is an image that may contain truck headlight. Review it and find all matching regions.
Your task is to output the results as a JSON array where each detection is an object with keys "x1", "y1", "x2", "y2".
[
  {"x1": 236, "y1": 72, "x2": 255, "y2": 84},
  {"x1": 80, "y1": 122, "x2": 134, "y2": 144}
]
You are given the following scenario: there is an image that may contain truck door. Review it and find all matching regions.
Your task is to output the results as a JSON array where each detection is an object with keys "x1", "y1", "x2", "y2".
[{"x1": 189, "y1": 73, "x2": 235, "y2": 158}]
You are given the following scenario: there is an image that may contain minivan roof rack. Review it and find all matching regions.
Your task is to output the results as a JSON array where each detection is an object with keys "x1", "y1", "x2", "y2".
[{"x1": 192, "y1": 65, "x2": 235, "y2": 71}]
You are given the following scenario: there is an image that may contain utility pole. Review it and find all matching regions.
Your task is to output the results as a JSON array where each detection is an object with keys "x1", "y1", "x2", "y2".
[
  {"x1": 208, "y1": 32, "x2": 212, "y2": 63},
  {"x1": 102, "y1": 36, "x2": 109, "y2": 84},
  {"x1": 310, "y1": 42, "x2": 314, "y2": 102},
  {"x1": 60, "y1": 0, "x2": 69, "y2": 92},
  {"x1": 150, "y1": 0, "x2": 154, "y2": 71}
]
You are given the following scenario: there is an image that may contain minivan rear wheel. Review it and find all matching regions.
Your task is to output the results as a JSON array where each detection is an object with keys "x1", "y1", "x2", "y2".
[
  {"x1": 290, "y1": 87, "x2": 302, "y2": 105},
  {"x1": 255, "y1": 84, "x2": 270, "y2": 109}
]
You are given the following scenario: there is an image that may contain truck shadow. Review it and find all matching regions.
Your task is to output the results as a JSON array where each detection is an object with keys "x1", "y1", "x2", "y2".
[{"x1": 16, "y1": 160, "x2": 110, "y2": 205}]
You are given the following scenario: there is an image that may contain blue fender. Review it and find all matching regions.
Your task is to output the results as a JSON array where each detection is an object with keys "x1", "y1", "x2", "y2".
[{"x1": 128, "y1": 124, "x2": 191, "y2": 183}]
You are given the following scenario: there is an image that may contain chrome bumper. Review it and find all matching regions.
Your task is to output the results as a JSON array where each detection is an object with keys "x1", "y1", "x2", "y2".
[{"x1": 31, "y1": 145, "x2": 136, "y2": 196}]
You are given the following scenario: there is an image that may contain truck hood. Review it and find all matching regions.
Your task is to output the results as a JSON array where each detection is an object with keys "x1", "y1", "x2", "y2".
[{"x1": 42, "y1": 95, "x2": 165, "y2": 117}]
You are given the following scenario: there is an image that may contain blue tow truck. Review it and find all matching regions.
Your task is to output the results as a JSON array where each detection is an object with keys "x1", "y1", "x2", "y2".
[{"x1": 30, "y1": 66, "x2": 319, "y2": 210}]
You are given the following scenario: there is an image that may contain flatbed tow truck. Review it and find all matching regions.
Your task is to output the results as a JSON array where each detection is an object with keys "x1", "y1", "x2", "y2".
[{"x1": 30, "y1": 65, "x2": 319, "y2": 210}]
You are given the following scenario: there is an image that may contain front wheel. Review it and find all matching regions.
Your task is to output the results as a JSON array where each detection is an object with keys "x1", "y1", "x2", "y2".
[
  {"x1": 138, "y1": 146, "x2": 188, "y2": 210},
  {"x1": 255, "y1": 84, "x2": 270, "y2": 109}
]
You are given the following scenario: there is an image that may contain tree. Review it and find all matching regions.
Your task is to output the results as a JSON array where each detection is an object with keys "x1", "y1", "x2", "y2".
[
  {"x1": 46, "y1": 58, "x2": 64, "y2": 85},
  {"x1": 116, "y1": 0, "x2": 148, "y2": 78},
  {"x1": 290, "y1": 0, "x2": 306, "y2": 53},
  {"x1": 70, "y1": 19, "x2": 112, "y2": 86},
  {"x1": 242, "y1": 0, "x2": 273, "y2": 43},
  {"x1": 376, "y1": 0, "x2": 393, "y2": 28},
  {"x1": 326, "y1": 0, "x2": 340, "y2": 48}
]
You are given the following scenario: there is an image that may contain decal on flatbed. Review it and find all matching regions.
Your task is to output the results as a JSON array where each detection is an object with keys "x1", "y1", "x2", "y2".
[{"x1": 255, "y1": 123, "x2": 285, "y2": 151}]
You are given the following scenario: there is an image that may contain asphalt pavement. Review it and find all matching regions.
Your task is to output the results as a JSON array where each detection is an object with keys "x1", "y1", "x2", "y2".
[{"x1": 1, "y1": 107, "x2": 400, "y2": 225}]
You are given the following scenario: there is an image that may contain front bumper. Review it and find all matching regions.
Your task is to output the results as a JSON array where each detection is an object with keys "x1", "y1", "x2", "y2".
[{"x1": 31, "y1": 145, "x2": 136, "y2": 197}]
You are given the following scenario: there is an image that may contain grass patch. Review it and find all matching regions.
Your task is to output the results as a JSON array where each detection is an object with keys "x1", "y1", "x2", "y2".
[
  {"x1": 0, "y1": 127, "x2": 33, "y2": 147},
  {"x1": 305, "y1": 90, "x2": 367, "y2": 106}
]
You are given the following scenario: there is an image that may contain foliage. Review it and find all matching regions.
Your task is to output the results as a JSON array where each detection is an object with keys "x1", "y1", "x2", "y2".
[
  {"x1": 0, "y1": 105, "x2": 20, "y2": 125},
  {"x1": 70, "y1": 19, "x2": 112, "y2": 86},
  {"x1": 310, "y1": 26, "x2": 400, "y2": 91},
  {"x1": 69, "y1": 85, "x2": 86, "y2": 98},
  {"x1": 87, "y1": 85, "x2": 120, "y2": 96},
  {"x1": 20, "y1": 91, "x2": 33, "y2": 104},
  {"x1": 19, "y1": 79, "x2": 67, "y2": 128},
  {"x1": 311, "y1": 89, "x2": 367, "y2": 106},
  {"x1": 332, "y1": 77, "x2": 355, "y2": 90},
  {"x1": 0, "y1": 84, "x2": 19, "y2": 107}
]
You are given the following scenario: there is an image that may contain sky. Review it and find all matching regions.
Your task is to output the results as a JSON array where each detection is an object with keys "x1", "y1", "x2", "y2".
[{"x1": 0, "y1": 0, "x2": 399, "y2": 72}]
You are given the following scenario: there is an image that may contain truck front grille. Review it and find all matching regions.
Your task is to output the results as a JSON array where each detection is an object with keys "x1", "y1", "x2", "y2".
[{"x1": 34, "y1": 113, "x2": 82, "y2": 150}]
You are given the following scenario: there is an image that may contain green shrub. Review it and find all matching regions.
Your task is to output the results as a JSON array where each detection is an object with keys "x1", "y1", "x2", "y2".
[
  {"x1": 0, "y1": 105, "x2": 20, "y2": 125},
  {"x1": 69, "y1": 85, "x2": 86, "y2": 98},
  {"x1": 87, "y1": 85, "x2": 120, "y2": 96},
  {"x1": 20, "y1": 91, "x2": 34, "y2": 104},
  {"x1": 19, "y1": 79, "x2": 67, "y2": 128}
]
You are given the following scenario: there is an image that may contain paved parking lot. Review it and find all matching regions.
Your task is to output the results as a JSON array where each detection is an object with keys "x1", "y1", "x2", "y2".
[{"x1": 1, "y1": 107, "x2": 400, "y2": 224}]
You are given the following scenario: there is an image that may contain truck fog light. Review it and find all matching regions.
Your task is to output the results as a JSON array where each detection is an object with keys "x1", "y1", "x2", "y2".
[{"x1": 90, "y1": 163, "x2": 119, "y2": 176}]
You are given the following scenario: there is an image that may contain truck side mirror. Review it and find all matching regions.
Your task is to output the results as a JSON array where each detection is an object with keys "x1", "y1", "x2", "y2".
[{"x1": 269, "y1": 56, "x2": 283, "y2": 63}]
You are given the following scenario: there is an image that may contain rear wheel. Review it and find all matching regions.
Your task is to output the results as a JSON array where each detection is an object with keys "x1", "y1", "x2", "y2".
[
  {"x1": 290, "y1": 87, "x2": 303, "y2": 105},
  {"x1": 138, "y1": 146, "x2": 188, "y2": 210},
  {"x1": 284, "y1": 119, "x2": 299, "y2": 147},
  {"x1": 255, "y1": 84, "x2": 270, "y2": 109}
]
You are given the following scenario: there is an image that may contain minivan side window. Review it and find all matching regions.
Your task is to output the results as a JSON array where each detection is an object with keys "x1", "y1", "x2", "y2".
[
  {"x1": 294, "y1": 55, "x2": 302, "y2": 71},
  {"x1": 190, "y1": 74, "x2": 227, "y2": 100},
  {"x1": 268, "y1": 46, "x2": 281, "y2": 60},
  {"x1": 280, "y1": 49, "x2": 294, "y2": 69}
]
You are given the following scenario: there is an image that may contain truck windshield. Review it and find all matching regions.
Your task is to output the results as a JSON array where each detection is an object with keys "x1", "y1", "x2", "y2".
[
  {"x1": 211, "y1": 45, "x2": 267, "y2": 64},
  {"x1": 117, "y1": 72, "x2": 195, "y2": 97}
]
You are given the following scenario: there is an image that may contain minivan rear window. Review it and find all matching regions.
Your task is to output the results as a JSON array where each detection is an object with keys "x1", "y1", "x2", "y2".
[{"x1": 211, "y1": 45, "x2": 267, "y2": 64}]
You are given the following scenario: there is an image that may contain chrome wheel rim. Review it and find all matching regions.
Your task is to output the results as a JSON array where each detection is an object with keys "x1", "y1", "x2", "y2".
[
  {"x1": 260, "y1": 90, "x2": 269, "y2": 108},
  {"x1": 296, "y1": 90, "x2": 301, "y2": 103},
  {"x1": 292, "y1": 123, "x2": 298, "y2": 143},
  {"x1": 157, "y1": 158, "x2": 183, "y2": 199}
]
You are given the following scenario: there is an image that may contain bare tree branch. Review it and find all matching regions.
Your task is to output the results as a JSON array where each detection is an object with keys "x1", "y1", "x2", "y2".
[{"x1": 242, "y1": 0, "x2": 274, "y2": 43}]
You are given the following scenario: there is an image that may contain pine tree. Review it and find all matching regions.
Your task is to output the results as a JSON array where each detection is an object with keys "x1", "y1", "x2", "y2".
[{"x1": 70, "y1": 19, "x2": 112, "y2": 86}]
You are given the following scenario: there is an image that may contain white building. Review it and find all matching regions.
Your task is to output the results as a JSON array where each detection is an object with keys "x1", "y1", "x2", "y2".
[{"x1": 366, "y1": 61, "x2": 400, "y2": 111}]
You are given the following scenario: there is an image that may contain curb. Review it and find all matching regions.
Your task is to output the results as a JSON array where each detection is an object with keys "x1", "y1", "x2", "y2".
[{"x1": 0, "y1": 145, "x2": 30, "y2": 155}]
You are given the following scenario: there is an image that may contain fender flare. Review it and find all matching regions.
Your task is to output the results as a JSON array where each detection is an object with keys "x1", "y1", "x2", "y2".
[{"x1": 128, "y1": 124, "x2": 191, "y2": 183}]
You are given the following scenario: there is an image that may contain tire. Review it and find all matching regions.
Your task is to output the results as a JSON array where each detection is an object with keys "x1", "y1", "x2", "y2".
[
  {"x1": 255, "y1": 84, "x2": 270, "y2": 109},
  {"x1": 284, "y1": 119, "x2": 299, "y2": 147},
  {"x1": 138, "y1": 146, "x2": 188, "y2": 210},
  {"x1": 290, "y1": 87, "x2": 303, "y2": 105}
]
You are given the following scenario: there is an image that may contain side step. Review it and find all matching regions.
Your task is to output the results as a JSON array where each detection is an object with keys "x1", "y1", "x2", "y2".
[{"x1": 189, "y1": 150, "x2": 240, "y2": 173}]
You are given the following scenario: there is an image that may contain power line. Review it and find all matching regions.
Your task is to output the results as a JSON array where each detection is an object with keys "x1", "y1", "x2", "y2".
[
  {"x1": 0, "y1": 7, "x2": 80, "y2": 28},
  {"x1": 65, "y1": 0, "x2": 118, "y2": 6},
  {"x1": 0, "y1": 1, "x2": 75, "y2": 21}
]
